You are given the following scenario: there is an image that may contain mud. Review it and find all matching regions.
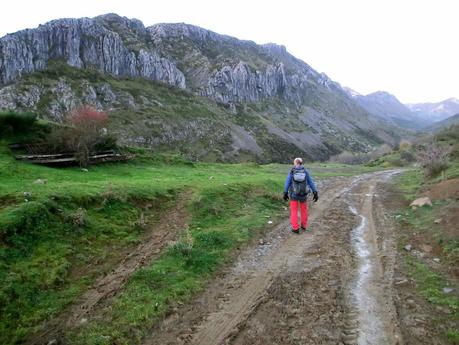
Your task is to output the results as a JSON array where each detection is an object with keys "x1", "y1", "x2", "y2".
[
  {"x1": 21, "y1": 169, "x2": 458, "y2": 345},
  {"x1": 144, "y1": 171, "x2": 405, "y2": 345},
  {"x1": 344, "y1": 172, "x2": 402, "y2": 345}
]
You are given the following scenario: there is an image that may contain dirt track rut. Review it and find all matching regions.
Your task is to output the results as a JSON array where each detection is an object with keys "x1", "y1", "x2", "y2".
[
  {"x1": 145, "y1": 170, "x2": 403, "y2": 345},
  {"x1": 27, "y1": 196, "x2": 189, "y2": 345}
]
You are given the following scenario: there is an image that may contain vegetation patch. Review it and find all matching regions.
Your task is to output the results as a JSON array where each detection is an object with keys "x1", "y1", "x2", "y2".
[
  {"x1": 394, "y1": 163, "x2": 458, "y2": 343},
  {"x1": 69, "y1": 182, "x2": 283, "y2": 344}
]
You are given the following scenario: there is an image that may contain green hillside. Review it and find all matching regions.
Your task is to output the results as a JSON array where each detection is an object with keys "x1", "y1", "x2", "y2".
[{"x1": 6, "y1": 62, "x2": 399, "y2": 163}]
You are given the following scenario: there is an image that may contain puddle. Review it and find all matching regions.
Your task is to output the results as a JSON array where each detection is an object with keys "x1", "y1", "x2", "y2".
[{"x1": 348, "y1": 191, "x2": 398, "y2": 344}]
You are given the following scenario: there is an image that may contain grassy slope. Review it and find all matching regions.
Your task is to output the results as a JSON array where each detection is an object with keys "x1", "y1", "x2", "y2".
[
  {"x1": 0, "y1": 139, "x2": 379, "y2": 344},
  {"x1": 393, "y1": 163, "x2": 459, "y2": 343}
]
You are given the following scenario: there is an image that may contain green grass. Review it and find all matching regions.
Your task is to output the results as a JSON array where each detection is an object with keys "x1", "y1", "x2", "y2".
[
  {"x1": 405, "y1": 256, "x2": 459, "y2": 343},
  {"x1": 395, "y1": 167, "x2": 459, "y2": 343},
  {"x1": 393, "y1": 168, "x2": 423, "y2": 201},
  {"x1": 0, "y1": 139, "x2": 380, "y2": 344},
  {"x1": 447, "y1": 329, "x2": 459, "y2": 343},
  {"x1": 69, "y1": 183, "x2": 283, "y2": 344},
  {"x1": 406, "y1": 256, "x2": 458, "y2": 311}
]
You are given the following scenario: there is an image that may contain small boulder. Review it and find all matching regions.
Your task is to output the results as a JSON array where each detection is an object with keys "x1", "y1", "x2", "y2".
[
  {"x1": 409, "y1": 197, "x2": 432, "y2": 208},
  {"x1": 433, "y1": 257, "x2": 440, "y2": 263},
  {"x1": 434, "y1": 219, "x2": 442, "y2": 224},
  {"x1": 404, "y1": 244, "x2": 413, "y2": 252},
  {"x1": 34, "y1": 178, "x2": 47, "y2": 184},
  {"x1": 406, "y1": 299, "x2": 416, "y2": 306},
  {"x1": 81, "y1": 168, "x2": 89, "y2": 172},
  {"x1": 395, "y1": 279, "x2": 409, "y2": 286},
  {"x1": 443, "y1": 287, "x2": 454, "y2": 294}
]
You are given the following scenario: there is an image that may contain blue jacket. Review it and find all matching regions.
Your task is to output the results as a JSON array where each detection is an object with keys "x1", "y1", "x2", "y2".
[{"x1": 284, "y1": 165, "x2": 317, "y2": 201}]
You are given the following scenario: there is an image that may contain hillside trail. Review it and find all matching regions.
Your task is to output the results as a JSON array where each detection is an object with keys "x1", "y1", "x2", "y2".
[
  {"x1": 145, "y1": 170, "x2": 404, "y2": 345},
  {"x1": 26, "y1": 195, "x2": 190, "y2": 345}
]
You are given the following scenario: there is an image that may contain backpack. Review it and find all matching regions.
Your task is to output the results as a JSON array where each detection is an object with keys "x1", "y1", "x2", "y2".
[{"x1": 291, "y1": 167, "x2": 308, "y2": 197}]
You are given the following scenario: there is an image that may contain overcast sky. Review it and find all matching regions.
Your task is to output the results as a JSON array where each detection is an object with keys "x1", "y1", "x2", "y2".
[{"x1": 1, "y1": 0, "x2": 457, "y2": 103}]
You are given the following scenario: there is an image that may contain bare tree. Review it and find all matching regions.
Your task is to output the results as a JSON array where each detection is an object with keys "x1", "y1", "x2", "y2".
[
  {"x1": 48, "y1": 106, "x2": 110, "y2": 167},
  {"x1": 417, "y1": 140, "x2": 450, "y2": 177}
]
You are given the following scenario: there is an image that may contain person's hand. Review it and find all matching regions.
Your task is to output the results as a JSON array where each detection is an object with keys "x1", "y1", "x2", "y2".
[
  {"x1": 283, "y1": 192, "x2": 289, "y2": 201},
  {"x1": 313, "y1": 191, "x2": 319, "y2": 202}
]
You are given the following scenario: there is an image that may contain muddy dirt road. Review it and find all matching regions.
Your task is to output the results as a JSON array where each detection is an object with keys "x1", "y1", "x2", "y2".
[{"x1": 145, "y1": 170, "x2": 404, "y2": 345}]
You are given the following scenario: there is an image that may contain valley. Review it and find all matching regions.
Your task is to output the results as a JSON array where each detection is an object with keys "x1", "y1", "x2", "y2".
[{"x1": 1, "y1": 11, "x2": 458, "y2": 345}]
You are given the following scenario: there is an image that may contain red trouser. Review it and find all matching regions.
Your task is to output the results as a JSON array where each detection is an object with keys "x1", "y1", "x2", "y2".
[{"x1": 290, "y1": 200, "x2": 308, "y2": 230}]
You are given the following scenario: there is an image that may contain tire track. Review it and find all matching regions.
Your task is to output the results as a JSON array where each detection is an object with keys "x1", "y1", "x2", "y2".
[
  {"x1": 26, "y1": 195, "x2": 190, "y2": 345},
  {"x1": 145, "y1": 171, "x2": 402, "y2": 345}
]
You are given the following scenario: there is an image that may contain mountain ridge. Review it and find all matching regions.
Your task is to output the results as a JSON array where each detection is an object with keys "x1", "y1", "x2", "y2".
[
  {"x1": 406, "y1": 98, "x2": 459, "y2": 123},
  {"x1": 0, "y1": 13, "x2": 403, "y2": 162}
]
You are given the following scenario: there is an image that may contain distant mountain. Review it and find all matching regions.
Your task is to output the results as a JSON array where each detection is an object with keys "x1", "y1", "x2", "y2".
[
  {"x1": 344, "y1": 89, "x2": 430, "y2": 130},
  {"x1": 0, "y1": 13, "x2": 404, "y2": 162},
  {"x1": 424, "y1": 113, "x2": 459, "y2": 133},
  {"x1": 343, "y1": 87, "x2": 362, "y2": 98},
  {"x1": 407, "y1": 98, "x2": 459, "y2": 123}
]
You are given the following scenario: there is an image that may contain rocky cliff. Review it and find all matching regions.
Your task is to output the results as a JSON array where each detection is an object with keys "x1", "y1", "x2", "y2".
[
  {"x1": 0, "y1": 15, "x2": 185, "y2": 88},
  {"x1": 0, "y1": 14, "x2": 403, "y2": 162}
]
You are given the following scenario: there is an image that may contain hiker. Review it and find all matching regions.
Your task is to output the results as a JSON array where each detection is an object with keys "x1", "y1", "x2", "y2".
[{"x1": 283, "y1": 157, "x2": 318, "y2": 233}]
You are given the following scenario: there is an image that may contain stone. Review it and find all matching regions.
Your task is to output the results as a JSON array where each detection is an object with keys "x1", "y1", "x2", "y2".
[
  {"x1": 33, "y1": 178, "x2": 47, "y2": 184},
  {"x1": 404, "y1": 244, "x2": 412, "y2": 251},
  {"x1": 433, "y1": 257, "x2": 440, "y2": 263},
  {"x1": 406, "y1": 299, "x2": 416, "y2": 306},
  {"x1": 409, "y1": 197, "x2": 432, "y2": 208},
  {"x1": 395, "y1": 279, "x2": 409, "y2": 286},
  {"x1": 81, "y1": 168, "x2": 89, "y2": 172},
  {"x1": 434, "y1": 219, "x2": 442, "y2": 224},
  {"x1": 443, "y1": 287, "x2": 454, "y2": 294},
  {"x1": 47, "y1": 340, "x2": 57, "y2": 345},
  {"x1": 435, "y1": 306, "x2": 451, "y2": 314}
]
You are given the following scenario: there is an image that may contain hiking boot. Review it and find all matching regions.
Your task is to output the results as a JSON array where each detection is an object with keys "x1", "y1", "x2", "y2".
[
  {"x1": 301, "y1": 226, "x2": 307, "y2": 231},
  {"x1": 291, "y1": 228, "x2": 300, "y2": 234}
]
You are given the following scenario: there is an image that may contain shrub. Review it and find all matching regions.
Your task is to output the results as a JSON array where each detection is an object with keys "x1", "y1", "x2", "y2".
[
  {"x1": 0, "y1": 111, "x2": 37, "y2": 135},
  {"x1": 47, "y1": 106, "x2": 115, "y2": 166},
  {"x1": 330, "y1": 144, "x2": 393, "y2": 165},
  {"x1": 417, "y1": 141, "x2": 451, "y2": 177},
  {"x1": 331, "y1": 151, "x2": 366, "y2": 165},
  {"x1": 398, "y1": 139, "x2": 413, "y2": 151},
  {"x1": 400, "y1": 150, "x2": 416, "y2": 162}
]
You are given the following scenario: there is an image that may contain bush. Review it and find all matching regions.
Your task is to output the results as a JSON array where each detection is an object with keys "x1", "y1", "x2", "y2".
[
  {"x1": 417, "y1": 141, "x2": 451, "y2": 177},
  {"x1": 0, "y1": 111, "x2": 37, "y2": 135},
  {"x1": 400, "y1": 150, "x2": 416, "y2": 162},
  {"x1": 330, "y1": 145, "x2": 393, "y2": 165},
  {"x1": 331, "y1": 151, "x2": 367, "y2": 165},
  {"x1": 47, "y1": 106, "x2": 116, "y2": 166},
  {"x1": 398, "y1": 139, "x2": 413, "y2": 151}
]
